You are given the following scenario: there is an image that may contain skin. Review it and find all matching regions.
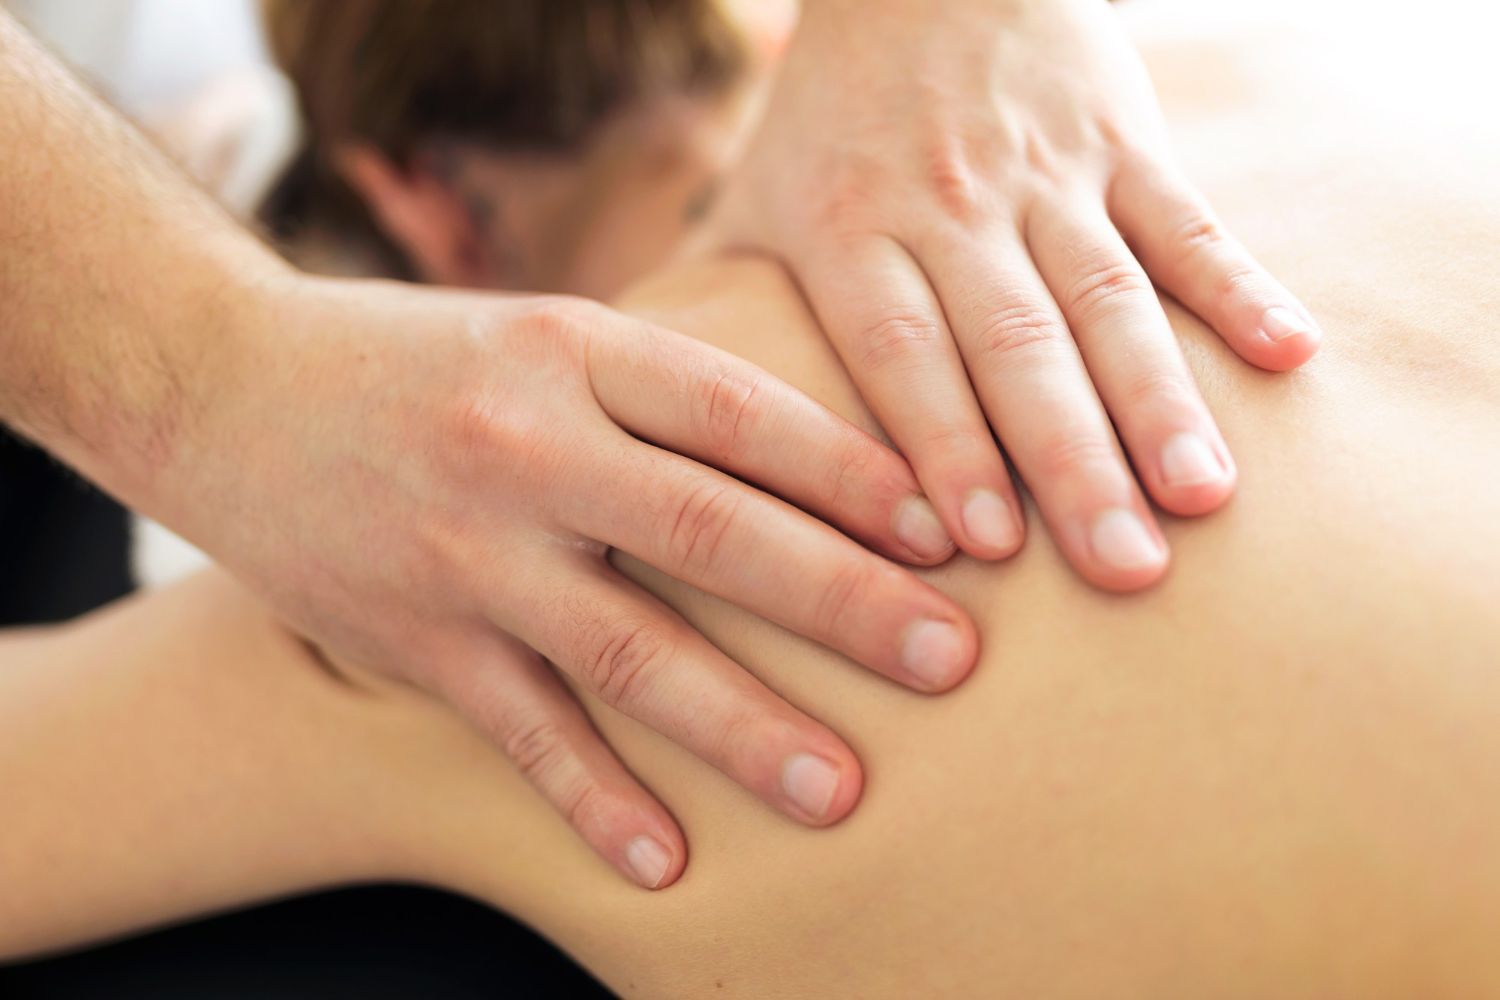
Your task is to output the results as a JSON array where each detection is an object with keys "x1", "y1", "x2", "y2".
[
  {"x1": 0, "y1": 8, "x2": 974, "y2": 889},
  {"x1": 2, "y1": 9, "x2": 1499, "y2": 986},
  {"x1": 0, "y1": 0, "x2": 1319, "y2": 891},
  {"x1": 702, "y1": 0, "x2": 1322, "y2": 585}
]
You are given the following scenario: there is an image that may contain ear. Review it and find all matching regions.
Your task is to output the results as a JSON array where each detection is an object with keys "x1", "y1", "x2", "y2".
[{"x1": 334, "y1": 143, "x2": 488, "y2": 286}]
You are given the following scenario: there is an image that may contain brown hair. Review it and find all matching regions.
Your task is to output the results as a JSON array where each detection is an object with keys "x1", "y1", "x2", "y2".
[{"x1": 259, "y1": 0, "x2": 747, "y2": 273}]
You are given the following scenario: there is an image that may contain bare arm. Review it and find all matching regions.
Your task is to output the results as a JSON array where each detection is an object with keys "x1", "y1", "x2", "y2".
[
  {"x1": 0, "y1": 577, "x2": 401, "y2": 960},
  {"x1": 0, "y1": 10, "x2": 279, "y2": 494},
  {"x1": 0, "y1": 10, "x2": 986, "y2": 886}
]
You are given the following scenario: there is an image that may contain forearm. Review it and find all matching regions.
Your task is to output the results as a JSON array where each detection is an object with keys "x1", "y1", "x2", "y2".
[
  {"x1": 0, "y1": 575, "x2": 407, "y2": 960},
  {"x1": 0, "y1": 11, "x2": 286, "y2": 508}
]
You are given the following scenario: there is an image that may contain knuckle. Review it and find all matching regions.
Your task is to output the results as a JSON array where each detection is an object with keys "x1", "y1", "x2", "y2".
[
  {"x1": 813, "y1": 559, "x2": 876, "y2": 640},
  {"x1": 924, "y1": 138, "x2": 984, "y2": 221},
  {"x1": 1062, "y1": 261, "x2": 1155, "y2": 320},
  {"x1": 444, "y1": 391, "x2": 505, "y2": 470},
  {"x1": 971, "y1": 302, "x2": 1064, "y2": 365},
  {"x1": 698, "y1": 369, "x2": 766, "y2": 462},
  {"x1": 519, "y1": 294, "x2": 597, "y2": 342},
  {"x1": 557, "y1": 779, "x2": 612, "y2": 837},
  {"x1": 912, "y1": 425, "x2": 996, "y2": 476},
  {"x1": 1022, "y1": 132, "x2": 1063, "y2": 179},
  {"x1": 920, "y1": 422, "x2": 988, "y2": 458},
  {"x1": 442, "y1": 391, "x2": 557, "y2": 485},
  {"x1": 1166, "y1": 212, "x2": 1275, "y2": 313},
  {"x1": 1112, "y1": 136, "x2": 1168, "y2": 170},
  {"x1": 814, "y1": 161, "x2": 882, "y2": 235},
  {"x1": 502, "y1": 716, "x2": 572, "y2": 783},
  {"x1": 709, "y1": 706, "x2": 764, "y2": 777},
  {"x1": 1171, "y1": 213, "x2": 1228, "y2": 262},
  {"x1": 856, "y1": 312, "x2": 945, "y2": 374},
  {"x1": 1120, "y1": 366, "x2": 1196, "y2": 412},
  {"x1": 584, "y1": 619, "x2": 670, "y2": 708},
  {"x1": 665, "y1": 480, "x2": 742, "y2": 576},
  {"x1": 1034, "y1": 431, "x2": 1120, "y2": 483},
  {"x1": 824, "y1": 439, "x2": 881, "y2": 512},
  {"x1": 1212, "y1": 263, "x2": 1271, "y2": 313}
]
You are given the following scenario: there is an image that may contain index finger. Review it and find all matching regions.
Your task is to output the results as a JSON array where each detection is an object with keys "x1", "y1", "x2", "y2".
[
  {"x1": 561, "y1": 439, "x2": 980, "y2": 694},
  {"x1": 586, "y1": 313, "x2": 958, "y2": 567},
  {"x1": 791, "y1": 236, "x2": 1026, "y2": 562},
  {"x1": 431, "y1": 633, "x2": 689, "y2": 889}
]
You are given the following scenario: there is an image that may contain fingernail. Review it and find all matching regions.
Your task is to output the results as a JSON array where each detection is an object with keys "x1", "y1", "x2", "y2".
[
  {"x1": 1089, "y1": 508, "x2": 1166, "y2": 573},
  {"x1": 893, "y1": 495, "x2": 953, "y2": 560},
  {"x1": 1160, "y1": 432, "x2": 1227, "y2": 488},
  {"x1": 900, "y1": 617, "x2": 968, "y2": 689},
  {"x1": 961, "y1": 489, "x2": 1022, "y2": 554},
  {"x1": 1261, "y1": 305, "x2": 1320, "y2": 344},
  {"x1": 624, "y1": 835, "x2": 672, "y2": 889},
  {"x1": 782, "y1": 752, "x2": 841, "y2": 821}
]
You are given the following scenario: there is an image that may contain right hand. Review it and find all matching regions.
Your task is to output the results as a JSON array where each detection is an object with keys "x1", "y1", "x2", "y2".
[
  {"x1": 164, "y1": 275, "x2": 978, "y2": 889},
  {"x1": 699, "y1": 0, "x2": 1322, "y2": 591}
]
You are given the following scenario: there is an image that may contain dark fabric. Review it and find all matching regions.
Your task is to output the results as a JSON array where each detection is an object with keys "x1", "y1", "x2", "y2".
[
  {"x1": 0, "y1": 425, "x2": 613, "y2": 998},
  {"x1": 0, "y1": 428, "x2": 133, "y2": 623},
  {"x1": 0, "y1": 886, "x2": 613, "y2": 999}
]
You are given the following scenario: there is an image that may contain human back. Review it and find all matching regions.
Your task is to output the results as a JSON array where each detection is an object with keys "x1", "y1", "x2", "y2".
[{"x1": 459, "y1": 0, "x2": 1500, "y2": 994}]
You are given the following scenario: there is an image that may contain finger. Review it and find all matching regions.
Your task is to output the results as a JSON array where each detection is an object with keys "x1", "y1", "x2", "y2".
[
  {"x1": 562, "y1": 439, "x2": 979, "y2": 692},
  {"x1": 1110, "y1": 159, "x2": 1322, "y2": 371},
  {"x1": 589, "y1": 311, "x2": 957, "y2": 566},
  {"x1": 1026, "y1": 200, "x2": 1237, "y2": 517},
  {"x1": 509, "y1": 559, "x2": 864, "y2": 827},
  {"x1": 798, "y1": 235, "x2": 1024, "y2": 560},
  {"x1": 431, "y1": 632, "x2": 687, "y2": 889},
  {"x1": 919, "y1": 226, "x2": 1169, "y2": 592}
]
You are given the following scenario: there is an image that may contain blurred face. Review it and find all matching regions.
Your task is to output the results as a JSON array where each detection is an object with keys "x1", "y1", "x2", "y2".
[
  {"x1": 451, "y1": 86, "x2": 764, "y2": 299},
  {"x1": 340, "y1": 3, "x2": 793, "y2": 299}
]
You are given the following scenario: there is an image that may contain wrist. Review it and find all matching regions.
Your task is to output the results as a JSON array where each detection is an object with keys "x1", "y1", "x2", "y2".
[
  {"x1": 0, "y1": 9, "x2": 296, "y2": 516},
  {"x1": 87, "y1": 243, "x2": 296, "y2": 525}
]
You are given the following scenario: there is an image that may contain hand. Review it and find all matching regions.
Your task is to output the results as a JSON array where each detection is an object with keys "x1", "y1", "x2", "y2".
[
  {"x1": 703, "y1": 0, "x2": 1321, "y2": 590},
  {"x1": 0, "y1": 10, "x2": 973, "y2": 893},
  {"x1": 161, "y1": 275, "x2": 977, "y2": 889}
]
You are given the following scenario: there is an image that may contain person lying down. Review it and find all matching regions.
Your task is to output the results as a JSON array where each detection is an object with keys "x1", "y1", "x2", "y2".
[{"x1": 4, "y1": 1, "x2": 1500, "y2": 996}]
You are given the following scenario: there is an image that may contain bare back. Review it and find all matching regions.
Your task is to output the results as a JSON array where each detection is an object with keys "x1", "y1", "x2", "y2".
[
  {"x1": 2, "y1": 1, "x2": 1498, "y2": 996},
  {"x1": 495, "y1": 1, "x2": 1500, "y2": 994}
]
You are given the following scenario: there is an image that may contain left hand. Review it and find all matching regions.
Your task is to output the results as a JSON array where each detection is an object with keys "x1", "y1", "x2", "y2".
[{"x1": 702, "y1": 0, "x2": 1321, "y2": 591}]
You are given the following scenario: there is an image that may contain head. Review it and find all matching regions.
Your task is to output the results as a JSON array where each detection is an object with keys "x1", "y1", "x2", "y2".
[{"x1": 262, "y1": 0, "x2": 774, "y2": 297}]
